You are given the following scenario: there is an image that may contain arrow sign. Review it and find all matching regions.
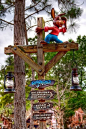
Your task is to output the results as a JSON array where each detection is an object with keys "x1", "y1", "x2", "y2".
[
  {"x1": 33, "y1": 113, "x2": 52, "y2": 120},
  {"x1": 32, "y1": 102, "x2": 53, "y2": 111},
  {"x1": 29, "y1": 80, "x2": 55, "y2": 88},
  {"x1": 28, "y1": 90, "x2": 56, "y2": 100}
]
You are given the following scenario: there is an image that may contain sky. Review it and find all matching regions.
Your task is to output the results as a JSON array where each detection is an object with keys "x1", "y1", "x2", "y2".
[{"x1": 0, "y1": 0, "x2": 86, "y2": 69}]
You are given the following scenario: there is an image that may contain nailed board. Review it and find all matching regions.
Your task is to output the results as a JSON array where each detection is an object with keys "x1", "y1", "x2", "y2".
[
  {"x1": 33, "y1": 113, "x2": 52, "y2": 120},
  {"x1": 28, "y1": 90, "x2": 56, "y2": 100},
  {"x1": 5, "y1": 43, "x2": 78, "y2": 54},
  {"x1": 29, "y1": 80, "x2": 55, "y2": 88},
  {"x1": 32, "y1": 102, "x2": 53, "y2": 111}
]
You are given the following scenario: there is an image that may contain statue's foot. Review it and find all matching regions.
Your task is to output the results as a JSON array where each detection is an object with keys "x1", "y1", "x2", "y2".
[
  {"x1": 63, "y1": 41, "x2": 75, "y2": 43},
  {"x1": 71, "y1": 41, "x2": 75, "y2": 43},
  {"x1": 63, "y1": 41, "x2": 69, "y2": 43},
  {"x1": 40, "y1": 40, "x2": 47, "y2": 44}
]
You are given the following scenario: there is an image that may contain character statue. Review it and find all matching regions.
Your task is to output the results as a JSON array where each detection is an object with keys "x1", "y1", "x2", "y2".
[{"x1": 36, "y1": 8, "x2": 68, "y2": 44}]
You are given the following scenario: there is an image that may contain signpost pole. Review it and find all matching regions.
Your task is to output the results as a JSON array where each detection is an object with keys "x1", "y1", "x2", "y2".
[{"x1": 37, "y1": 17, "x2": 46, "y2": 129}]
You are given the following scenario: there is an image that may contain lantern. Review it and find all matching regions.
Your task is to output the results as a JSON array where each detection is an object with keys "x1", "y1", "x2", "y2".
[
  {"x1": 70, "y1": 68, "x2": 82, "y2": 91},
  {"x1": 4, "y1": 72, "x2": 15, "y2": 93}
]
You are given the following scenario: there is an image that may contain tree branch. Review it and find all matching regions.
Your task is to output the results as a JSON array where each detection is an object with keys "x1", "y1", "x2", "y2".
[
  {"x1": 25, "y1": 1, "x2": 40, "y2": 11},
  {"x1": 25, "y1": 5, "x2": 51, "y2": 19},
  {"x1": 60, "y1": 78, "x2": 70, "y2": 98},
  {"x1": 26, "y1": 19, "x2": 52, "y2": 31},
  {"x1": 1, "y1": 4, "x2": 14, "y2": 12},
  {"x1": 0, "y1": 19, "x2": 14, "y2": 25}
]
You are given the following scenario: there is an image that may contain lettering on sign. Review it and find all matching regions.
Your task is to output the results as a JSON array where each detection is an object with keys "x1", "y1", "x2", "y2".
[
  {"x1": 29, "y1": 80, "x2": 55, "y2": 88},
  {"x1": 28, "y1": 90, "x2": 56, "y2": 100},
  {"x1": 33, "y1": 113, "x2": 52, "y2": 120},
  {"x1": 32, "y1": 102, "x2": 53, "y2": 111}
]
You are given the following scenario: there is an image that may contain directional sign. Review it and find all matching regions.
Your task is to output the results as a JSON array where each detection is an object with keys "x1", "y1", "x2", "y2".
[
  {"x1": 32, "y1": 102, "x2": 53, "y2": 111},
  {"x1": 29, "y1": 80, "x2": 55, "y2": 88},
  {"x1": 28, "y1": 90, "x2": 56, "y2": 100},
  {"x1": 33, "y1": 113, "x2": 52, "y2": 120}
]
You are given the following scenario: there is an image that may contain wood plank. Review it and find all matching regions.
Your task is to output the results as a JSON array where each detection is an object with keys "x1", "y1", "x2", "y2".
[
  {"x1": 33, "y1": 113, "x2": 52, "y2": 120},
  {"x1": 28, "y1": 90, "x2": 56, "y2": 100},
  {"x1": 45, "y1": 51, "x2": 67, "y2": 74},
  {"x1": 4, "y1": 43, "x2": 78, "y2": 54},
  {"x1": 12, "y1": 45, "x2": 44, "y2": 75},
  {"x1": 32, "y1": 102, "x2": 53, "y2": 111}
]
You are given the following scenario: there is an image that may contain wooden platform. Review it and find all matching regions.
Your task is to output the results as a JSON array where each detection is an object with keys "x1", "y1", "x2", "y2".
[{"x1": 4, "y1": 43, "x2": 78, "y2": 54}]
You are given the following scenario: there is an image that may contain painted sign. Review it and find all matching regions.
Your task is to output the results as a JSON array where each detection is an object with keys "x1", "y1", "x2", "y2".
[
  {"x1": 28, "y1": 90, "x2": 56, "y2": 100},
  {"x1": 33, "y1": 113, "x2": 52, "y2": 120},
  {"x1": 32, "y1": 102, "x2": 53, "y2": 111},
  {"x1": 29, "y1": 80, "x2": 55, "y2": 88}
]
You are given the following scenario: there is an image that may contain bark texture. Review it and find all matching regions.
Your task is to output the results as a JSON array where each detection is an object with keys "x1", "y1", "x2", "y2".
[{"x1": 14, "y1": 0, "x2": 26, "y2": 129}]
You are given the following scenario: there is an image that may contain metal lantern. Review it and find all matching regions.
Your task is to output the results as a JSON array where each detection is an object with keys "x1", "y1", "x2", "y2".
[
  {"x1": 70, "y1": 68, "x2": 82, "y2": 91},
  {"x1": 4, "y1": 72, "x2": 15, "y2": 93}
]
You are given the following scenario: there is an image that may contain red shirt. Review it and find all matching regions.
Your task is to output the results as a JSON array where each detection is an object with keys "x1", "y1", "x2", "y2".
[{"x1": 44, "y1": 26, "x2": 66, "y2": 36}]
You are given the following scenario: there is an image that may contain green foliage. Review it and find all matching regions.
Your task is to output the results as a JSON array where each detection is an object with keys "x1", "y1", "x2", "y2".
[
  {"x1": 25, "y1": 85, "x2": 31, "y2": 110},
  {"x1": 0, "y1": 4, "x2": 5, "y2": 17},
  {"x1": 6, "y1": 0, "x2": 12, "y2": 4},
  {"x1": 28, "y1": 36, "x2": 37, "y2": 45},
  {"x1": 0, "y1": 5, "x2": 4, "y2": 11},
  {"x1": 64, "y1": 91, "x2": 86, "y2": 117},
  {"x1": 67, "y1": 7, "x2": 83, "y2": 19}
]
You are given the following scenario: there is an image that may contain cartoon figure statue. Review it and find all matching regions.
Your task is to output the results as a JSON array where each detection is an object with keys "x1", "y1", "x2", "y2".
[{"x1": 36, "y1": 8, "x2": 68, "y2": 44}]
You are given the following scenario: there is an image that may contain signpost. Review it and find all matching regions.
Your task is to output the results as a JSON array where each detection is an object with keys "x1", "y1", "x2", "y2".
[
  {"x1": 4, "y1": 16, "x2": 78, "y2": 129},
  {"x1": 29, "y1": 80, "x2": 55, "y2": 88},
  {"x1": 33, "y1": 113, "x2": 53, "y2": 120},
  {"x1": 32, "y1": 102, "x2": 53, "y2": 111},
  {"x1": 28, "y1": 90, "x2": 56, "y2": 100}
]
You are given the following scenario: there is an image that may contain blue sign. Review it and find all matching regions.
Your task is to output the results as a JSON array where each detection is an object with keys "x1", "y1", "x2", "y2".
[{"x1": 29, "y1": 80, "x2": 55, "y2": 88}]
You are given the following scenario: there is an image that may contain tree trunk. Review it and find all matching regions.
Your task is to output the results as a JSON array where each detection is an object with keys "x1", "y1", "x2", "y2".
[{"x1": 14, "y1": 0, "x2": 26, "y2": 129}]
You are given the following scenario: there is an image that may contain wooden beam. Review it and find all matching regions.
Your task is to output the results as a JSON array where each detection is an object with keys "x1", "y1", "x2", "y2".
[
  {"x1": 11, "y1": 45, "x2": 44, "y2": 75},
  {"x1": 4, "y1": 43, "x2": 78, "y2": 54},
  {"x1": 45, "y1": 51, "x2": 67, "y2": 74},
  {"x1": 37, "y1": 17, "x2": 45, "y2": 80}
]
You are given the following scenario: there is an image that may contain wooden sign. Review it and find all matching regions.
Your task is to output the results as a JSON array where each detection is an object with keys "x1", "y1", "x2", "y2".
[
  {"x1": 33, "y1": 113, "x2": 52, "y2": 120},
  {"x1": 28, "y1": 90, "x2": 56, "y2": 100},
  {"x1": 32, "y1": 102, "x2": 53, "y2": 111},
  {"x1": 29, "y1": 80, "x2": 55, "y2": 88}
]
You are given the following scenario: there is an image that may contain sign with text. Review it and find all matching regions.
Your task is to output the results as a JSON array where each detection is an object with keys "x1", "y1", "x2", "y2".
[
  {"x1": 28, "y1": 90, "x2": 56, "y2": 100},
  {"x1": 29, "y1": 80, "x2": 55, "y2": 88},
  {"x1": 33, "y1": 113, "x2": 52, "y2": 120},
  {"x1": 32, "y1": 102, "x2": 53, "y2": 111}
]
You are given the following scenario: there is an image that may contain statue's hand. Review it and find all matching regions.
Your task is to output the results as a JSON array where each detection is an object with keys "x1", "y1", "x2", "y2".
[{"x1": 36, "y1": 27, "x2": 44, "y2": 34}]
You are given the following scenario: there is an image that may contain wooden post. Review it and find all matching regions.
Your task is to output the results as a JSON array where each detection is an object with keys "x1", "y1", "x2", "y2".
[
  {"x1": 37, "y1": 17, "x2": 45, "y2": 79},
  {"x1": 37, "y1": 17, "x2": 46, "y2": 129}
]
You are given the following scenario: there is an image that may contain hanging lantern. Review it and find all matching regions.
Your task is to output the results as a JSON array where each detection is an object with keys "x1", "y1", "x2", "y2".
[
  {"x1": 70, "y1": 68, "x2": 82, "y2": 91},
  {"x1": 4, "y1": 72, "x2": 15, "y2": 93}
]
